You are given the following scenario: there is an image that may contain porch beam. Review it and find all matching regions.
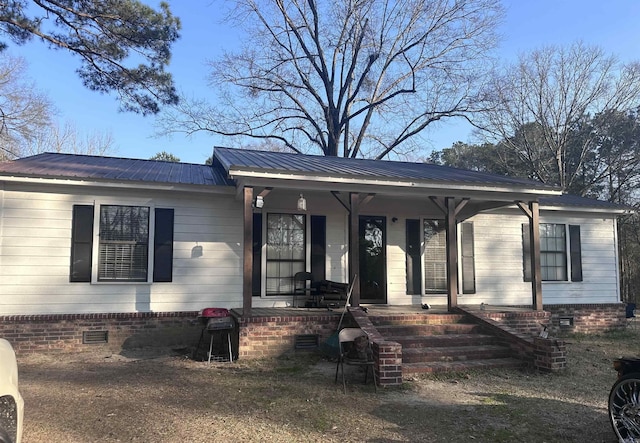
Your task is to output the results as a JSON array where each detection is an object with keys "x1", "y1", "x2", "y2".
[
  {"x1": 445, "y1": 197, "x2": 459, "y2": 311},
  {"x1": 517, "y1": 200, "x2": 543, "y2": 311},
  {"x1": 349, "y1": 192, "x2": 361, "y2": 307},
  {"x1": 243, "y1": 186, "x2": 253, "y2": 316}
]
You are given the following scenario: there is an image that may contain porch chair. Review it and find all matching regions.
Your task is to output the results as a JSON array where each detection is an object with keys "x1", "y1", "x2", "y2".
[
  {"x1": 334, "y1": 327, "x2": 377, "y2": 394},
  {"x1": 293, "y1": 271, "x2": 315, "y2": 307}
]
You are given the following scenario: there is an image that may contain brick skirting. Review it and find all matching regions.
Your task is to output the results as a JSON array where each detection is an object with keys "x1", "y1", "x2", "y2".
[
  {"x1": 543, "y1": 303, "x2": 627, "y2": 334},
  {"x1": 0, "y1": 312, "x2": 203, "y2": 355}
]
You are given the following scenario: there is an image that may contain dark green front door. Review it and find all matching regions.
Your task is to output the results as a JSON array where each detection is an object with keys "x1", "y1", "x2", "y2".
[{"x1": 359, "y1": 215, "x2": 386, "y2": 304}]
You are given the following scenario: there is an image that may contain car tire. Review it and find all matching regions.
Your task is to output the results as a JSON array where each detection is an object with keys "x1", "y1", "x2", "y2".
[{"x1": 609, "y1": 372, "x2": 640, "y2": 442}]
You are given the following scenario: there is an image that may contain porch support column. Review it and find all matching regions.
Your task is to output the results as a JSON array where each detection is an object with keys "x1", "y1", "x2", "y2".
[
  {"x1": 516, "y1": 200, "x2": 543, "y2": 311},
  {"x1": 243, "y1": 186, "x2": 253, "y2": 317},
  {"x1": 349, "y1": 192, "x2": 360, "y2": 307},
  {"x1": 445, "y1": 197, "x2": 459, "y2": 311}
]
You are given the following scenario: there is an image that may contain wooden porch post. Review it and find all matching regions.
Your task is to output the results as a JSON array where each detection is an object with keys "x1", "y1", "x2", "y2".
[
  {"x1": 516, "y1": 200, "x2": 543, "y2": 311},
  {"x1": 445, "y1": 197, "x2": 459, "y2": 311},
  {"x1": 529, "y1": 201, "x2": 543, "y2": 311},
  {"x1": 349, "y1": 192, "x2": 360, "y2": 307},
  {"x1": 243, "y1": 187, "x2": 253, "y2": 317}
]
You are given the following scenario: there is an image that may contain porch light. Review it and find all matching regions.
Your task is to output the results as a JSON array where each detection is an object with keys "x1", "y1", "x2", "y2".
[
  {"x1": 297, "y1": 194, "x2": 307, "y2": 211},
  {"x1": 255, "y1": 195, "x2": 264, "y2": 208}
]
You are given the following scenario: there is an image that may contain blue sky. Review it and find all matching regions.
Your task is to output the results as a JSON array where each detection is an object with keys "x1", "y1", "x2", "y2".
[{"x1": 12, "y1": 0, "x2": 640, "y2": 164}]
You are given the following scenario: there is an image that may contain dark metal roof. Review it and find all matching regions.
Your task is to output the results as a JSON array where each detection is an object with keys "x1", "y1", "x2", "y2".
[
  {"x1": 214, "y1": 146, "x2": 560, "y2": 190},
  {"x1": 540, "y1": 194, "x2": 634, "y2": 212},
  {"x1": 0, "y1": 152, "x2": 233, "y2": 187}
]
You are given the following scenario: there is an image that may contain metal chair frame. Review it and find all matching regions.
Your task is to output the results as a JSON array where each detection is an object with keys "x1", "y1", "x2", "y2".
[{"x1": 334, "y1": 327, "x2": 377, "y2": 393}]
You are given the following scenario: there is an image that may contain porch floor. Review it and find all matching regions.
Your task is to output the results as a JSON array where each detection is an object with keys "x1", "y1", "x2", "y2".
[{"x1": 231, "y1": 304, "x2": 536, "y2": 318}]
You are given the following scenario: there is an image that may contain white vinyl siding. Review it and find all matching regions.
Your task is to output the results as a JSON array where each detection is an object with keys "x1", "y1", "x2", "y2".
[{"x1": 0, "y1": 185, "x2": 243, "y2": 314}]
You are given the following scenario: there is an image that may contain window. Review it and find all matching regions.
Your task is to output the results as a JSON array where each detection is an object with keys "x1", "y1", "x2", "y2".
[
  {"x1": 265, "y1": 213, "x2": 306, "y2": 295},
  {"x1": 540, "y1": 223, "x2": 567, "y2": 281},
  {"x1": 99, "y1": 205, "x2": 149, "y2": 281},
  {"x1": 424, "y1": 220, "x2": 447, "y2": 293},
  {"x1": 70, "y1": 204, "x2": 174, "y2": 283},
  {"x1": 522, "y1": 223, "x2": 582, "y2": 282},
  {"x1": 405, "y1": 219, "x2": 475, "y2": 295}
]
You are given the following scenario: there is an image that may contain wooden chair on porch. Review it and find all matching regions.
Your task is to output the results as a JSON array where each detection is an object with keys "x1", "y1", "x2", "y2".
[{"x1": 293, "y1": 271, "x2": 315, "y2": 307}]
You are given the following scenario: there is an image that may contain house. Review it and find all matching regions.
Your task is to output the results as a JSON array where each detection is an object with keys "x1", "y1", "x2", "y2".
[{"x1": 0, "y1": 147, "x2": 630, "y2": 367}]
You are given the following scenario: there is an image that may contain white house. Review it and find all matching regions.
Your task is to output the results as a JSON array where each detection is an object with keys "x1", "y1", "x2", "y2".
[{"x1": 0, "y1": 147, "x2": 630, "y2": 356}]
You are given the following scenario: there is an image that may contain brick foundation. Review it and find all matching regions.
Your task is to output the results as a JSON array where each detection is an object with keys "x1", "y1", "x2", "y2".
[
  {"x1": 543, "y1": 304, "x2": 626, "y2": 334},
  {"x1": 0, "y1": 312, "x2": 202, "y2": 355},
  {"x1": 234, "y1": 312, "x2": 343, "y2": 359}
]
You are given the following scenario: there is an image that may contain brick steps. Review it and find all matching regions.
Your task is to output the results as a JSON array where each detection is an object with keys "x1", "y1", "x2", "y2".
[
  {"x1": 403, "y1": 357, "x2": 524, "y2": 374},
  {"x1": 371, "y1": 313, "x2": 524, "y2": 374}
]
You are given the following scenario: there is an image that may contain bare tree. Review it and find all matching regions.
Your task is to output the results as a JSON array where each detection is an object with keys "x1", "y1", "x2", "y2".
[
  {"x1": 29, "y1": 121, "x2": 117, "y2": 157},
  {"x1": 0, "y1": 53, "x2": 53, "y2": 160},
  {"x1": 158, "y1": 0, "x2": 503, "y2": 159},
  {"x1": 475, "y1": 42, "x2": 640, "y2": 191}
]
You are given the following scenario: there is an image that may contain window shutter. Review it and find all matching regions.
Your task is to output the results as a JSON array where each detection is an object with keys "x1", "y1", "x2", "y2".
[
  {"x1": 252, "y1": 213, "x2": 262, "y2": 296},
  {"x1": 311, "y1": 215, "x2": 326, "y2": 283},
  {"x1": 522, "y1": 223, "x2": 531, "y2": 282},
  {"x1": 569, "y1": 225, "x2": 583, "y2": 282},
  {"x1": 70, "y1": 205, "x2": 94, "y2": 282},
  {"x1": 153, "y1": 208, "x2": 174, "y2": 282},
  {"x1": 406, "y1": 219, "x2": 421, "y2": 295},
  {"x1": 461, "y1": 222, "x2": 476, "y2": 294}
]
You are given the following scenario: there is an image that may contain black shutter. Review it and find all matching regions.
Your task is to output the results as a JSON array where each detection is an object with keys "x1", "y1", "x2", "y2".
[
  {"x1": 522, "y1": 223, "x2": 532, "y2": 282},
  {"x1": 461, "y1": 222, "x2": 476, "y2": 294},
  {"x1": 406, "y1": 219, "x2": 421, "y2": 295},
  {"x1": 70, "y1": 205, "x2": 94, "y2": 282},
  {"x1": 252, "y1": 213, "x2": 262, "y2": 296},
  {"x1": 311, "y1": 215, "x2": 326, "y2": 283},
  {"x1": 153, "y1": 208, "x2": 174, "y2": 282},
  {"x1": 569, "y1": 225, "x2": 583, "y2": 282}
]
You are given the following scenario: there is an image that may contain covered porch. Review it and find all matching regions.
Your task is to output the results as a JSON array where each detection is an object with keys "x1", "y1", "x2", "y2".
[{"x1": 212, "y1": 147, "x2": 563, "y2": 316}]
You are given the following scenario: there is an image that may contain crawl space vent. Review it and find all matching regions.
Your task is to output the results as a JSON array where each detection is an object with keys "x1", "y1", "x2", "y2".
[
  {"x1": 83, "y1": 330, "x2": 108, "y2": 344},
  {"x1": 295, "y1": 334, "x2": 319, "y2": 350}
]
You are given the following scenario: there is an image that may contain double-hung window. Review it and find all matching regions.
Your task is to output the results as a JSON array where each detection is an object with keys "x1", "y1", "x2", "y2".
[
  {"x1": 98, "y1": 205, "x2": 149, "y2": 281},
  {"x1": 522, "y1": 223, "x2": 582, "y2": 282},
  {"x1": 265, "y1": 213, "x2": 306, "y2": 295},
  {"x1": 405, "y1": 219, "x2": 475, "y2": 295},
  {"x1": 70, "y1": 204, "x2": 174, "y2": 283}
]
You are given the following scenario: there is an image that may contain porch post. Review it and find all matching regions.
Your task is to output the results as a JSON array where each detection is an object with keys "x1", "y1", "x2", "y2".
[
  {"x1": 243, "y1": 186, "x2": 253, "y2": 316},
  {"x1": 445, "y1": 197, "x2": 459, "y2": 311},
  {"x1": 529, "y1": 201, "x2": 543, "y2": 311},
  {"x1": 349, "y1": 192, "x2": 360, "y2": 307}
]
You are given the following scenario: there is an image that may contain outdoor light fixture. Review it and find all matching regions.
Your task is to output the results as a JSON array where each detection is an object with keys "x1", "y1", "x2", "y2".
[
  {"x1": 297, "y1": 194, "x2": 307, "y2": 211},
  {"x1": 255, "y1": 195, "x2": 264, "y2": 208}
]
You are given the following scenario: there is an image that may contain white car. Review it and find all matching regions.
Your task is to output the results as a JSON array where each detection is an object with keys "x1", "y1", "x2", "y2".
[{"x1": 0, "y1": 340, "x2": 23, "y2": 443}]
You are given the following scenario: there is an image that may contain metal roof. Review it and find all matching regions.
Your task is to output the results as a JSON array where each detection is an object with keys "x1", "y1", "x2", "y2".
[
  {"x1": 0, "y1": 152, "x2": 233, "y2": 187},
  {"x1": 540, "y1": 194, "x2": 634, "y2": 213},
  {"x1": 214, "y1": 146, "x2": 561, "y2": 191}
]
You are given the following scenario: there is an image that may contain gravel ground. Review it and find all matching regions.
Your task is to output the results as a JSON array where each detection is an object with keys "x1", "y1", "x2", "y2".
[{"x1": 16, "y1": 329, "x2": 639, "y2": 443}]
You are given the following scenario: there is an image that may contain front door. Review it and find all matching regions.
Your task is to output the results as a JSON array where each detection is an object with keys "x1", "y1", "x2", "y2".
[{"x1": 359, "y1": 215, "x2": 387, "y2": 304}]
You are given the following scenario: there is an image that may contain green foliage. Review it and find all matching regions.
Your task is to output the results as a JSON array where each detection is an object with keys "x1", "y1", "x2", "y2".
[
  {"x1": 0, "y1": 0, "x2": 181, "y2": 115},
  {"x1": 149, "y1": 151, "x2": 180, "y2": 162}
]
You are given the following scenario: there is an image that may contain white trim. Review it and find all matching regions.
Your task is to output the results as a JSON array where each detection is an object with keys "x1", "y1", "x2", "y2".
[
  {"x1": 0, "y1": 175, "x2": 235, "y2": 195},
  {"x1": 229, "y1": 169, "x2": 561, "y2": 197},
  {"x1": 91, "y1": 199, "x2": 156, "y2": 285}
]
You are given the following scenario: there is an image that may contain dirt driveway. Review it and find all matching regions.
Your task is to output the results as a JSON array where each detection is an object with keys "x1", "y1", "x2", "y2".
[{"x1": 17, "y1": 330, "x2": 633, "y2": 442}]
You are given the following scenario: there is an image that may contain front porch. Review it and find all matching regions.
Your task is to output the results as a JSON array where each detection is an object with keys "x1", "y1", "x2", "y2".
[{"x1": 231, "y1": 303, "x2": 624, "y2": 387}]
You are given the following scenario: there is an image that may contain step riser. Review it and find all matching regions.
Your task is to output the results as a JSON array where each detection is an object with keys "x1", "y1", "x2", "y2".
[
  {"x1": 402, "y1": 348, "x2": 511, "y2": 363},
  {"x1": 369, "y1": 314, "x2": 467, "y2": 326},
  {"x1": 375, "y1": 324, "x2": 483, "y2": 335},
  {"x1": 403, "y1": 360, "x2": 523, "y2": 374},
  {"x1": 393, "y1": 335, "x2": 498, "y2": 348}
]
